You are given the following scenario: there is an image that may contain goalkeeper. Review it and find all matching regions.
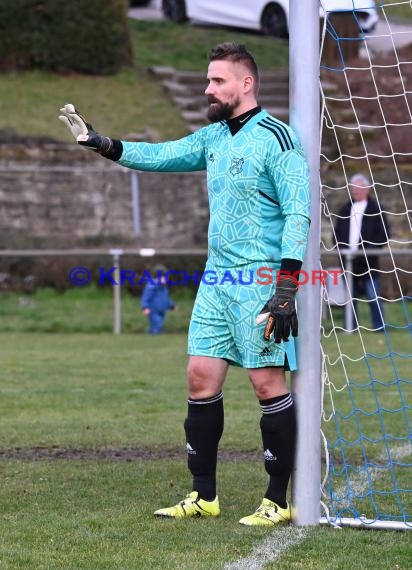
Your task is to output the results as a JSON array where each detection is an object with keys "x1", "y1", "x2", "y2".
[{"x1": 59, "y1": 42, "x2": 311, "y2": 526}]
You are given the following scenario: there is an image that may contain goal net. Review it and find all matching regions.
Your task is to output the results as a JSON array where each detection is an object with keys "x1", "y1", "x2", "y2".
[{"x1": 319, "y1": 0, "x2": 412, "y2": 530}]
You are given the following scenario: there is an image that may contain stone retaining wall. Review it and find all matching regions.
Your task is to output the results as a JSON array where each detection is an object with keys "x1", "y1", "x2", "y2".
[{"x1": 0, "y1": 142, "x2": 209, "y2": 249}]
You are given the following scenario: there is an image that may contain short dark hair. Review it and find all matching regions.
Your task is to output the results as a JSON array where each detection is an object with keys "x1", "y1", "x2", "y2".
[{"x1": 209, "y1": 42, "x2": 259, "y2": 93}]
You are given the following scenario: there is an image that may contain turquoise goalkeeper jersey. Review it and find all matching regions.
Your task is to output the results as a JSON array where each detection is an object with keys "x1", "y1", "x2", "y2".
[{"x1": 118, "y1": 109, "x2": 310, "y2": 269}]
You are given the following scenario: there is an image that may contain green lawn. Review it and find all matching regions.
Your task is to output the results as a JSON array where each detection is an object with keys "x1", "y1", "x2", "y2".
[
  {"x1": 0, "y1": 285, "x2": 194, "y2": 334},
  {"x1": 0, "y1": 325, "x2": 410, "y2": 568},
  {"x1": 1, "y1": 284, "x2": 410, "y2": 334}
]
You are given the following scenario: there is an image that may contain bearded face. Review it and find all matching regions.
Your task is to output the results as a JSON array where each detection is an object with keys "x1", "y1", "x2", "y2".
[
  {"x1": 207, "y1": 96, "x2": 241, "y2": 122},
  {"x1": 205, "y1": 59, "x2": 254, "y2": 122}
]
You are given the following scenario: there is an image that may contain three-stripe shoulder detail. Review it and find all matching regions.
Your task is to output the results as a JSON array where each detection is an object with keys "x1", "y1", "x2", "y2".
[{"x1": 257, "y1": 117, "x2": 295, "y2": 152}]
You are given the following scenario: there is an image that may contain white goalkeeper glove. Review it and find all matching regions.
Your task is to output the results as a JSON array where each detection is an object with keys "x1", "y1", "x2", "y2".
[{"x1": 58, "y1": 103, "x2": 113, "y2": 155}]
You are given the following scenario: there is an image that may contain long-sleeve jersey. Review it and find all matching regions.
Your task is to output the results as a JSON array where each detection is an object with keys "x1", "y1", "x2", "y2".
[{"x1": 117, "y1": 109, "x2": 311, "y2": 269}]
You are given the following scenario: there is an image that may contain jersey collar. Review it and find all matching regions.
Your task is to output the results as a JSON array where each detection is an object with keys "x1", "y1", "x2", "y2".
[{"x1": 226, "y1": 106, "x2": 262, "y2": 136}]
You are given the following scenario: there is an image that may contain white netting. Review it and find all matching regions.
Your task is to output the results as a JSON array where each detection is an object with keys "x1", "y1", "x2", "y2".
[{"x1": 319, "y1": 0, "x2": 412, "y2": 528}]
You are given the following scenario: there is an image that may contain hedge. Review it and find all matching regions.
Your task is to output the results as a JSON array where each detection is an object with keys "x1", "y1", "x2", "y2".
[{"x1": 0, "y1": 0, "x2": 133, "y2": 74}]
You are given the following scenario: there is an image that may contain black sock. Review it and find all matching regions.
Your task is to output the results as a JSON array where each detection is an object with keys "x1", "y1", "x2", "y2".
[
  {"x1": 184, "y1": 392, "x2": 224, "y2": 501},
  {"x1": 259, "y1": 393, "x2": 296, "y2": 508}
]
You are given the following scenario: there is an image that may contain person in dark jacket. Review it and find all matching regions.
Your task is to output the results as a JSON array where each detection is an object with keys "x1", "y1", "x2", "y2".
[
  {"x1": 334, "y1": 173, "x2": 390, "y2": 331},
  {"x1": 141, "y1": 264, "x2": 175, "y2": 334}
]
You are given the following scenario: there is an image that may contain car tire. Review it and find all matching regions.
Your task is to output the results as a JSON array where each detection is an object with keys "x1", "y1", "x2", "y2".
[
  {"x1": 162, "y1": 0, "x2": 187, "y2": 23},
  {"x1": 261, "y1": 4, "x2": 288, "y2": 38}
]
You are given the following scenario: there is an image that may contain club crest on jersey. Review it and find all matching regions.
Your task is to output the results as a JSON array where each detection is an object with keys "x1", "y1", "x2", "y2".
[{"x1": 229, "y1": 157, "x2": 244, "y2": 175}]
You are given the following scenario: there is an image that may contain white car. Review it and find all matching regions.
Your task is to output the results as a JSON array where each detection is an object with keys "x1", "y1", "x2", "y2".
[{"x1": 158, "y1": 0, "x2": 379, "y2": 38}]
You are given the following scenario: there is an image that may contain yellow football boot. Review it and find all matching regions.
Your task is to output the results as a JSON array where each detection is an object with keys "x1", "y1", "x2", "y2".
[
  {"x1": 154, "y1": 491, "x2": 220, "y2": 518},
  {"x1": 239, "y1": 499, "x2": 291, "y2": 526}
]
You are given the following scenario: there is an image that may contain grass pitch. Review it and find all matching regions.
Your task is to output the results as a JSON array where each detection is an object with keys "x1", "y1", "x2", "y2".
[{"x1": 0, "y1": 329, "x2": 410, "y2": 569}]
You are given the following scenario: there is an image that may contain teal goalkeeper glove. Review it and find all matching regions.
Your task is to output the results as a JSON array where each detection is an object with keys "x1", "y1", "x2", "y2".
[
  {"x1": 256, "y1": 277, "x2": 298, "y2": 343},
  {"x1": 58, "y1": 103, "x2": 113, "y2": 156}
]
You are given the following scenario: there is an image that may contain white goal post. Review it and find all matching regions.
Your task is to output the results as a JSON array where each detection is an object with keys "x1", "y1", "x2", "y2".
[
  {"x1": 289, "y1": 0, "x2": 322, "y2": 526},
  {"x1": 290, "y1": 0, "x2": 412, "y2": 530}
]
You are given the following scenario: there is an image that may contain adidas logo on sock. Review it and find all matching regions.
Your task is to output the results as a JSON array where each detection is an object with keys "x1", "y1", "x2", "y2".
[
  {"x1": 264, "y1": 449, "x2": 277, "y2": 461},
  {"x1": 186, "y1": 443, "x2": 197, "y2": 455}
]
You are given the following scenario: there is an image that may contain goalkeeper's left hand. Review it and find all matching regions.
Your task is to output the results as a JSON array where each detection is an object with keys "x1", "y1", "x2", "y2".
[
  {"x1": 256, "y1": 277, "x2": 298, "y2": 342},
  {"x1": 58, "y1": 103, "x2": 113, "y2": 156}
]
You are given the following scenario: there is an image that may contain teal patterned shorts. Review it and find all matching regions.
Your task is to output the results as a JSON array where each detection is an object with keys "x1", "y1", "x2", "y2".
[{"x1": 187, "y1": 266, "x2": 297, "y2": 370}]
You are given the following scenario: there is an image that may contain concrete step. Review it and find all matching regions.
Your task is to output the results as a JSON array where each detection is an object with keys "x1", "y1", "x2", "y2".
[
  {"x1": 148, "y1": 65, "x2": 177, "y2": 79},
  {"x1": 182, "y1": 107, "x2": 289, "y2": 121},
  {"x1": 259, "y1": 83, "x2": 289, "y2": 96},
  {"x1": 163, "y1": 67, "x2": 287, "y2": 81},
  {"x1": 168, "y1": 70, "x2": 290, "y2": 83},
  {"x1": 152, "y1": 67, "x2": 290, "y2": 82},
  {"x1": 173, "y1": 70, "x2": 208, "y2": 83},
  {"x1": 152, "y1": 66, "x2": 295, "y2": 132},
  {"x1": 181, "y1": 110, "x2": 207, "y2": 122},
  {"x1": 164, "y1": 79, "x2": 288, "y2": 98},
  {"x1": 260, "y1": 70, "x2": 289, "y2": 80},
  {"x1": 172, "y1": 96, "x2": 208, "y2": 111},
  {"x1": 161, "y1": 79, "x2": 188, "y2": 94},
  {"x1": 172, "y1": 93, "x2": 289, "y2": 110}
]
